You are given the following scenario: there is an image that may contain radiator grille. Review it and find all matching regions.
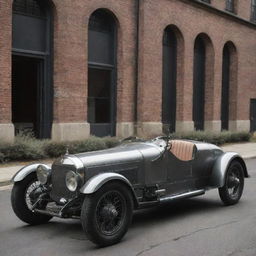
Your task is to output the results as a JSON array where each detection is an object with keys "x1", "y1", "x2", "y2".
[{"x1": 50, "y1": 165, "x2": 77, "y2": 202}]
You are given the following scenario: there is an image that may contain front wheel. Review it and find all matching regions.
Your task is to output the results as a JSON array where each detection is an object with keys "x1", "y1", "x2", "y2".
[
  {"x1": 11, "y1": 173, "x2": 52, "y2": 225},
  {"x1": 81, "y1": 182, "x2": 134, "y2": 247},
  {"x1": 218, "y1": 160, "x2": 244, "y2": 206}
]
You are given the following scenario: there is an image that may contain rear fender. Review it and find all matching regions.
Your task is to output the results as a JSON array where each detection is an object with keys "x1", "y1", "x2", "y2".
[{"x1": 210, "y1": 152, "x2": 248, "y2": 188}]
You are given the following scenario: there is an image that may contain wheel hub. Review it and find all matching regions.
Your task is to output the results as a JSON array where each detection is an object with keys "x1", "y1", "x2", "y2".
[{"x1": 101, "y1": 204, "x2": 118, "y2": 220}]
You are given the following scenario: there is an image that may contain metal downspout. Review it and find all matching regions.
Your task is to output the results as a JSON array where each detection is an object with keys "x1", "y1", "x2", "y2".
[{"x1": 134, "y1": 0, "x2": 140, "y2": 135}]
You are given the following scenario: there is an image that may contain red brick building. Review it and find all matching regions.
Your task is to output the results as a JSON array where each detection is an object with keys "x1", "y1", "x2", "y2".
[{"x1": 0, "y1": 0, "x2": 256, "y2": 142}]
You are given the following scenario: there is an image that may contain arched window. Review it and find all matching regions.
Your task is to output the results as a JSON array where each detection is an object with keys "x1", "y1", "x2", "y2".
[
  {"x1": 193, "y1": 37, "x2": 206, "y2": 130},
  {"x1": 12, "y1": 0, "x2": 53, "y2": 138},
  {"x1": 193, "y1": 34, "x2": 214, "y2": 131},
  {"x1": 88, "y1": 9, "x2": 117, "y2": 137},
  {"x1": 252, "y1": 0, "x2": 256, "y2": 22},
  {"x1": 226, "y1": 0, "x2": 235, "y2": 12},
  {"x1": 162, "y1": 27, "x2": 177, "y2": 133},
  {"x1": 221, "y1": 44, "x2": 230, "y2": 130},
  {"x1": 13, "y1": 0, "x2": 46, "y2": 17},
  {"x1": 221, "y1": 42, "x2": 237, "y2": 130}
]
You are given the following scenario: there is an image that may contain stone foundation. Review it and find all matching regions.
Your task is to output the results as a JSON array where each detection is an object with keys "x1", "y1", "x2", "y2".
[
  {"x1": 229, "y1": 120, "x2": 250, "y2": 132},
  {"x1": 51, "y1": 123, "x2": 90, "y2": 141},
  {"x1": 116, "y1": 122, "x2": 134, "y2": 138},
  {"x1": 204, "y1": 121, "x2": 221, "y2": 132},
  {"x1": 0, "y1": 123, "x2": 14, "y2": 143},
  {"x1": 137, "y1": 122, "x2": 163, "y2": 138},
  {"x1": 175, "y1": 121, "x2": 194, "y2": 133}
]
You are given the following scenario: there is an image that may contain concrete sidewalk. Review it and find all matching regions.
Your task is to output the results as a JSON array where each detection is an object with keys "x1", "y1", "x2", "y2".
[{"x1": 0, "y1": 142, "x2": 255, "y2": 186}]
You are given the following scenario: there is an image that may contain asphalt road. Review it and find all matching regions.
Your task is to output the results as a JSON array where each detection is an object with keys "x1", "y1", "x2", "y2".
[{"x1": 0, "y1": 159, "x2": 256, "y2": 256}]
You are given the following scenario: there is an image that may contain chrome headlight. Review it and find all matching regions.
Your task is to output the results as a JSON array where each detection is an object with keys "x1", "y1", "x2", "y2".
[
  {"x1": 65, "y1": 171, "x2": 80, "y2": 192},
  {"x1": 36, "y1": 164, "x2": 51, "y2": 185}
]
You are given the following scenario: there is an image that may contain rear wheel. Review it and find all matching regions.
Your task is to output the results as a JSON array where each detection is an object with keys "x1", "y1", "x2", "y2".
[
  {"x1": 81, "y1": 182, "x2": 133, "y2": 247},
  {"x1": 218, "y1": 160, "x2": 244, "y2": 205},
  {"x1": 11, "y1": 173, "x2": 52, "y2": 225}
]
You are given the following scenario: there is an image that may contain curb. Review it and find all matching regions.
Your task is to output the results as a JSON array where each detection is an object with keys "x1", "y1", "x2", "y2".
[{"x1": 0, "y1": 180, "x2": 12, "y2": 187}]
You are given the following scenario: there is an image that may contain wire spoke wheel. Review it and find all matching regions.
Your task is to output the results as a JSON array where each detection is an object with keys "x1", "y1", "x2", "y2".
[
  {"x1": 96, "y1": 190, "x2": 126, "y2": 236},
  {"x1": 81, "y1": 182, "x2": 134, "y2": 247},
  {"x1": 227, "y1": 167, "x2": 241, "y2": 199},
  {"x1": 25, "y1": 181, "x2": 41, "y2": 210},
  {"x1": 11, "y1": 173, "x2": 52, "y2": 225},
  {"x1": 219, "y1": 160, "x2": 244, "y2": 205}
]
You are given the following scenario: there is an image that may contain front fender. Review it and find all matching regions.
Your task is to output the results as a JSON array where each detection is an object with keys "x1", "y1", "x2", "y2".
[
  {"x1": 80, "y1": 173, "x2": 139, "y2": 206},
  {"x1": 12, "y1": 163, "x2": 49, "y2": 183},
  {"x1": 80, "y1": 172, "x2": 134, "y2": 194},
  {"x1": 210, "y1": 152, "x2": 248, "y2": 188}
]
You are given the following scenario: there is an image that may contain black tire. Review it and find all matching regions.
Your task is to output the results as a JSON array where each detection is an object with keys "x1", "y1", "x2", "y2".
[
  {"x1": 11, "y1": 173, "x2": 52, "y2": 225},
  {"x1": 218, "y1": 160, "x2": 244, "y2": 206},
  {"x1": 81, "y1": 182, "x2": 134, "y2": 247}
]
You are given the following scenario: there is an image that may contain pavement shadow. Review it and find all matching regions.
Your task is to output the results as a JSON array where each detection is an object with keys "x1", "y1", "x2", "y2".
[
  {"x1": 13, "y1": 197, "x2": 222, "y2": 235},
  {"x1": 132, "y1": 197, "x2": 223, "y2": 227}
]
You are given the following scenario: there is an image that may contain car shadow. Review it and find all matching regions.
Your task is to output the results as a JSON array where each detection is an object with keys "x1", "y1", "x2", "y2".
[
  {"x1": 14, "y1": 196, "x2": 222, "y2": 234},
  {"x1": 132, "y1": 197, "x2": 223, "y2": 227},
  {"x1": 9, "y1": 196, "x2": 245, "y2": 252}
]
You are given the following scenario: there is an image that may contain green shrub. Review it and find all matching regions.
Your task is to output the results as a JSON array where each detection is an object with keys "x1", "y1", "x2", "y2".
[
  {"x1": 0, "y1": 151, "x2": 5, "y2": 163},
  {"x1": 168, "y1": 131, "x2": 251, "y2": 145},
  {"x1": 102, "y1": 136, "x2": 120, "y2": 148},
  {"x1": 43, "y1": 141, "x2": 68, "y2": 158},
  {"x1": 0, "y1": 133, "x2": 46, "y2": 163},
  {"x1": 67, "y1": 137, "x2": 106, "y2": 155},
  {"x1": 43, "y1": 136, "x2": 120, "y2": 158},
  {"x1": 0, "y1": 131, "x2": 251, "y2": 164}
]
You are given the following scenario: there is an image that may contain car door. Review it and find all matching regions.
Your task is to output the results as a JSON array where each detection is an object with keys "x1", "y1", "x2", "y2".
[{"x1": 163, "y1": 141, "x2": 195, "y2": 194}]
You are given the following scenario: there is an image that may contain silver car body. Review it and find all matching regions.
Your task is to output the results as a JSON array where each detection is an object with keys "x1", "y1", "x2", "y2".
[{"x1": 12, "y1": 137, "x2": 248, "y2": 216}]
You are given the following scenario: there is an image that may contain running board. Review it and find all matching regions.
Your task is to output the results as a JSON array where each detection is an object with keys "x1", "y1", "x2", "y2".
[{"x1": 160, "y1": 189, "x2": 205, "y2": 203}]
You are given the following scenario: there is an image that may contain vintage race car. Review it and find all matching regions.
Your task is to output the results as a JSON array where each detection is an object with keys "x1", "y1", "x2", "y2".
[{"x1": 11, "y1": 137, "x2": 248, "y2": 246}]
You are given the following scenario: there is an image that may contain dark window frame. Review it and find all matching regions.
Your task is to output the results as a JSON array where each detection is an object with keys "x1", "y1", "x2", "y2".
[
  {"x1": 225, "y1": 0, "x2": 235, "y2": 13},
  {"x1": 13, "y1": 0, "x2": 46, "y2": 19},
  {"x1": 12, "y1": 0, "x2": 54, "y2": 139},
  {"x1": 162, "y1": 27, "x2": 177, "y2": 133},
  {"x1": 201, "y1": 0, "x2": 211, "y2": 4},
  {"x1": 88, "y1": 9, "x2": 117, "y2": 137},
  {"x1": 251, "y1": 0, "x2": 256, "y2": 22},
  {"x1": 193, "y1": 37, "x2": 206, "y2": 131}
]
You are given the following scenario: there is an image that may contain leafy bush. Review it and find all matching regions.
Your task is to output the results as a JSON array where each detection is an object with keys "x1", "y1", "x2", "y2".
[
  {"x1": 101, "y1": 136, "x2": 120, "y2": 148},
  {"x1": 0, "y1": 132, "x2": 47, "y2": 162},
  {"x1": 44, "y1": 136, "x2": 120, "y2": 158},
  {"x1": 0, "y1": 131, "x2": 251, "y2": 164},
  {"x1": 168, "y1": 131, "x2": 251, "y2": 145},
  {"x1": 43, "y1": 141, "x2": 67, "y2": 158}
]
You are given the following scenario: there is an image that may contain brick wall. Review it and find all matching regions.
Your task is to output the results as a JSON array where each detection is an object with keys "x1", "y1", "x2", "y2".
[
  {"x1": 0, "y1": 0, "x2": 12, "y2": 123},
  {"x1": 0, "y1": 0, "x2": 255, "y2": 139},
  {"x1": 52, "y1": 0, "x2": 136, "y2": 124},
  {"x1": 137, "y1": 0, "x2": 256, "y2": 124}
]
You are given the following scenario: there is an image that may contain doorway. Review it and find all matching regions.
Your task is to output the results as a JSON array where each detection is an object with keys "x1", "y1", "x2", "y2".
[
  {"x1": 12, "y1": 55, "x2": 43, "y2": 137},
  {"x1": 12, "y1": 0, "x2": 53, "y2": 138}
]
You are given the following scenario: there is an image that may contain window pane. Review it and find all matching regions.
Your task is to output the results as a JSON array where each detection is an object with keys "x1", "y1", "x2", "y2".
[
  {"x1": 226, "y1": 0, "x2": 234, "y2": 12},
  {"x1": 88, "y1": 68, "x2": 112, "y2": 123},
  {"x1": 13, "y1": 0, "x2": 46, "y2": 18}
]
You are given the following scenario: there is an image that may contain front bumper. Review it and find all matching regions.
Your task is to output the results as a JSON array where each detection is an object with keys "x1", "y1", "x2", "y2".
[{"x1": 33, "y1": 197, "x2": 82, "y2": 219}]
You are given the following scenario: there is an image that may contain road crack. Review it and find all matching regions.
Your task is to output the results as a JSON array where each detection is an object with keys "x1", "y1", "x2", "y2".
[
  {"x1": 173, "y1": 220, "x2": 238, "y2": 241},
  {"x1": 135, "y1": 220, "x2": 239, "y2": 256}
]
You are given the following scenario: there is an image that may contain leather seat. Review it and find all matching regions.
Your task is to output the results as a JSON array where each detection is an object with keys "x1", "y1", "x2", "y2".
[{"x1": 169, "y1": 140, "x2": 196, "y2": 161}]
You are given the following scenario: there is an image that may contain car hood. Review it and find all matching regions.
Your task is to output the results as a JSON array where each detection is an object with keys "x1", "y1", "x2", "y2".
[{"x1": 73, "y1": 141, "x2": 164, "y2": 168}]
